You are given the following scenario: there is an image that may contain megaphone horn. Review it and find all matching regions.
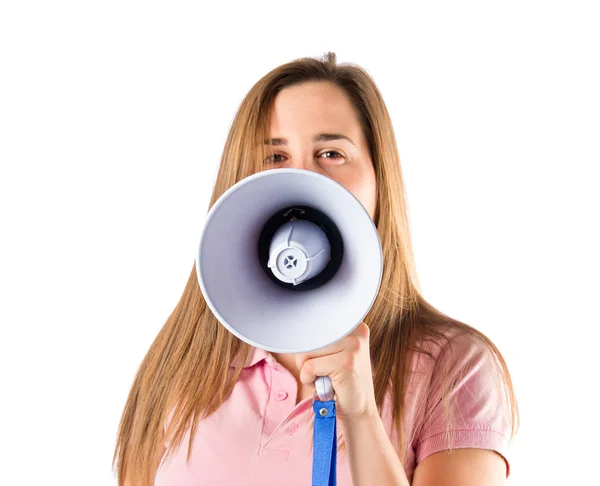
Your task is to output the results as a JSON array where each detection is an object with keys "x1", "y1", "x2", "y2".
[{"x1": 196, "y1": 168, "x2": 383, "y2": 401}]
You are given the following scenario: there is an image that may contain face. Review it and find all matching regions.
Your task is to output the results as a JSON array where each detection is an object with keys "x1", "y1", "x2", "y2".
[{"x1": 264, "y1": 81, "x2": 377, "y2": 220}]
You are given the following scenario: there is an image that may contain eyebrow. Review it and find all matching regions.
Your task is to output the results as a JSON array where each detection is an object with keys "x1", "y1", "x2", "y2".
[{"x1": 264, "y1": 133, "x2": 356, "y2": 147}]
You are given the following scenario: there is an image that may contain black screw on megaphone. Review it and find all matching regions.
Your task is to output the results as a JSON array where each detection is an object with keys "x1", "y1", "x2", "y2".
[{"x1": 257, "y1": 205, "x2": 344, "y2": 291}]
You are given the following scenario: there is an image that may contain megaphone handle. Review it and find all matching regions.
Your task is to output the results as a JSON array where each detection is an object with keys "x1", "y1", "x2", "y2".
[{"x1": 315, "y1": 375, "x2": 334, "y2": 401}]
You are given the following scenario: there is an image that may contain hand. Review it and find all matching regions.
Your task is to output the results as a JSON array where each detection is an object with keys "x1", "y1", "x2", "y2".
[{"x1": 296, "y1": 322, "x2": 377, "y2": 422}]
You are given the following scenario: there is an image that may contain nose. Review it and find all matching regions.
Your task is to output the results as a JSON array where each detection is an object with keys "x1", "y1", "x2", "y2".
[{"x1": 286, "y1": 156, "x2": 326, "y2": 176}]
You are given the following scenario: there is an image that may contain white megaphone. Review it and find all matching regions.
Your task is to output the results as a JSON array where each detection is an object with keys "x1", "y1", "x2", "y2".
[{"x1": 196, "y1": 168, "x2": 383, "y2": 401}]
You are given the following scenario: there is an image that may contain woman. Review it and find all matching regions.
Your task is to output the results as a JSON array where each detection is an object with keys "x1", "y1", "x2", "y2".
[{"x1": 113, "y1": 52, "x2": 519, "y2": 486}]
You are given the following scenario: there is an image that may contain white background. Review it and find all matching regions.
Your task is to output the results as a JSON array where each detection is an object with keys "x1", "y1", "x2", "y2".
[{"x1": 1, "y1": 1, "x2": 598, "y2": 485}]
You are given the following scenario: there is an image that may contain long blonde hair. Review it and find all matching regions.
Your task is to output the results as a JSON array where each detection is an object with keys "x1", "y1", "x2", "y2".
[{"x1": 112, "y1": 52, "x2": 519, "y2": 486}]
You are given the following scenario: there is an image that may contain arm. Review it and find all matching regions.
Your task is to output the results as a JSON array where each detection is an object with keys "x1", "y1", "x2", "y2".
[
  {"x1": 341, "y1": 412, "x2": 507, "y2": 486},
  {"x1": 412, "y1": 448, "x2": 507, "y2": 486},
  {"x1": 340, "y1": 410, "x2": 410, "y2": 486}
]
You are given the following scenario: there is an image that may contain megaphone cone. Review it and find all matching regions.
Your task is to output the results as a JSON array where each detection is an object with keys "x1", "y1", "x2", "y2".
[{"x1": 196, "y1": 168, "x2": 383, "y2": 356}]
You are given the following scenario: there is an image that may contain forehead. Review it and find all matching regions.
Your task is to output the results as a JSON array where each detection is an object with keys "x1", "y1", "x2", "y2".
[{"x1": 267, "y1": 82, "x2": 362, "y2": 135}]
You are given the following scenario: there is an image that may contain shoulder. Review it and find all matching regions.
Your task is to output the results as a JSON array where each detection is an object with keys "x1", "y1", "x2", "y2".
[
  {"x1": 431, "y1": 327, "x2": 505, "y2": 386},
  {"x1": 412, "y1": 325, "x2": 514, "y2": 478}
]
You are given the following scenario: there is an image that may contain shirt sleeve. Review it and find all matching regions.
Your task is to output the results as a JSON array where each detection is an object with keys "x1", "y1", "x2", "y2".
[{"x1": 415, "y1": 333, "x2": 513, "y2": 477}]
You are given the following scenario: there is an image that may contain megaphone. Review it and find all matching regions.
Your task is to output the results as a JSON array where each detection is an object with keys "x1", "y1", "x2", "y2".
[{"x1": 196, "y1": 168, "x2": 383, "y2": 401}]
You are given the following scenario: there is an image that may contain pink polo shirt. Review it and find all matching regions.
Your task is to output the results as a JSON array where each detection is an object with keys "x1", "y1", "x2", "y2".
[{"x1": 155, "y1": 333, "x2": 512, "y2": 485}]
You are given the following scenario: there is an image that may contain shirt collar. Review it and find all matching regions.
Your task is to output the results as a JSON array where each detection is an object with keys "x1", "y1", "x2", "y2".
[{"x1": 230, "y1": 345, "x2": 271, "y2": 368}]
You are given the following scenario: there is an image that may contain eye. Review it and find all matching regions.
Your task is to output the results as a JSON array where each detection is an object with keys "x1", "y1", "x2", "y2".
[
  {"x1": 264, "y1": 153, "x2": 287, "y2": 164},
  {"x1": 318, "y1": 150, "x2": 345, "y2": 162}
]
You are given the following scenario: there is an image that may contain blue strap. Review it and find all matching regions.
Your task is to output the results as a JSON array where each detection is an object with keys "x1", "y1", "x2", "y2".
[{"x1": 312, "y1": 399, "x2": 337, "y2": 486}]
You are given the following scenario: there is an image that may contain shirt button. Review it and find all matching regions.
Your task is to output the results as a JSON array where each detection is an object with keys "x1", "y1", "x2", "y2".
[
  {"x1": 272, "y1": 364, "x2": 281, "y2": 371},
  {"x1": 276, "y1": 391, "x2": 288, "y2": 401}
]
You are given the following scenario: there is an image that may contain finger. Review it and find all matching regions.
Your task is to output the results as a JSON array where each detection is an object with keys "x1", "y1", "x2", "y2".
[
  {"x1": 352, "y1": 321, "x2": 370, "y2": 340},
  {"x1": 295, "y1": 330, "x2": 362, "y2": 370},
  {"x1": 299, "y1": 351, "x2": 355, "y2": 385}
]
